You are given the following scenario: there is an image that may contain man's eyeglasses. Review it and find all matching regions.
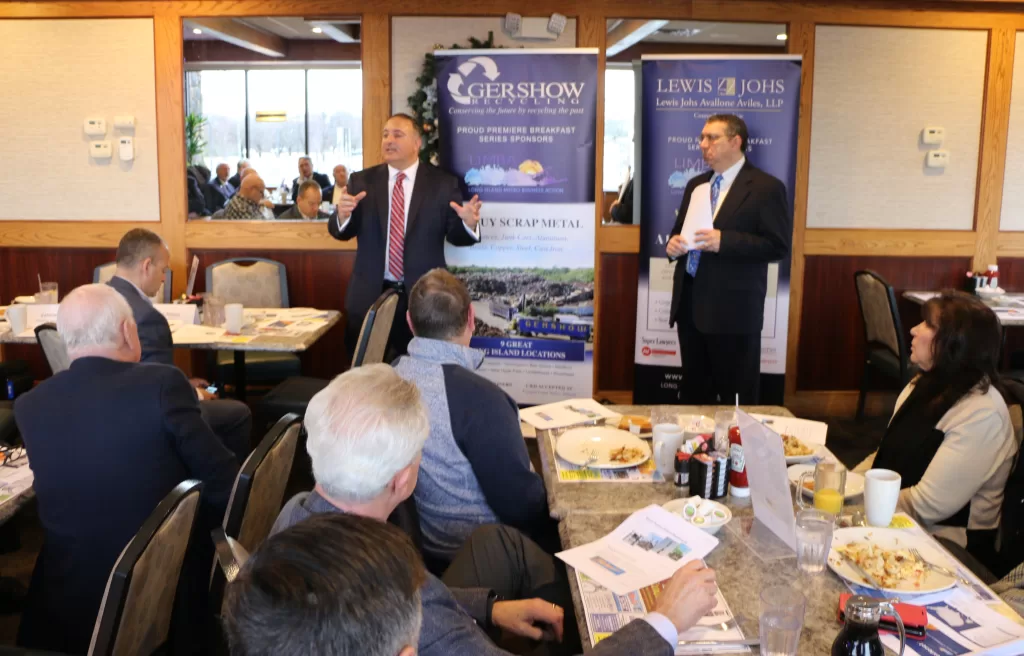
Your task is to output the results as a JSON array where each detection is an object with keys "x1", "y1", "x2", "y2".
[{"x1": 698, "y1": 133, "x2": 726, "y2": 144}]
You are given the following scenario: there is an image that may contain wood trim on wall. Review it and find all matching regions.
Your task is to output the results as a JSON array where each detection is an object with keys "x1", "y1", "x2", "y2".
[
  {"x1": 185, "y1": 221, "x2": 355, "y2": 250},
  {"x1": 973, "y1": 26, "x2": 1015, "y2": 270},
  {"x1": 361, "y1": 12, "x2": 390, "y2": 167},
  {"x1": 802, "y1": 230, "x2": 977, "y2": 256}
]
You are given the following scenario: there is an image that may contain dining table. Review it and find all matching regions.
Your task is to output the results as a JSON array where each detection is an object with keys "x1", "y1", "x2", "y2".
[{"x1": 540, "y1": 404, "x2": 1024, "y2": 654}]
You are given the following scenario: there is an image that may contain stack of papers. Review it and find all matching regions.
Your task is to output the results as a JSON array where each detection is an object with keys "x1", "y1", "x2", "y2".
[{"x1": 520, "y1": 399, "x2": 620, "y2": 431}]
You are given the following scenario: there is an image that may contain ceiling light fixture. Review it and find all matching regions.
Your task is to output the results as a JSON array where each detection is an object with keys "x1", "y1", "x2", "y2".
[
  {"x1": 776, "y1": 33, "x2": 788, "y2": 41},
  {"x1": 192, "y1": 28, "x2": 202, "y2": 35},
  {"x1": 311, "y1": 27, "x2": 323, "y2": 34}
]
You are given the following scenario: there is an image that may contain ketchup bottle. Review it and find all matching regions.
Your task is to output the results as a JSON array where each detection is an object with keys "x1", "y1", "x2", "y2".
[{"x1": 728, "y1": 426, "x2": 750, "y2": 497}]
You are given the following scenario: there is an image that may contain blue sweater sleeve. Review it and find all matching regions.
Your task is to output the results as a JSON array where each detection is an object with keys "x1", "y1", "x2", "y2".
[{"x1": 442, "y1": 365, "x2": 549, "y2": 531}]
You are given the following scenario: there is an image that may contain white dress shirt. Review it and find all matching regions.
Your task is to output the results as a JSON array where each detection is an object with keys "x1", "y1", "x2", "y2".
[
  {"x1": 336, "y1": 161, "x2": 481, "y2": 282},
  {"x1": 711, "y1": 156, "x2": 745, "y2": 220}
]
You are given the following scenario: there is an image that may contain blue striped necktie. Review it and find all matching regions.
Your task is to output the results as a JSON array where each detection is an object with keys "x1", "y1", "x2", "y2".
[{"x1": 685, "y1": 173, "x2": 723, "y2": 277}]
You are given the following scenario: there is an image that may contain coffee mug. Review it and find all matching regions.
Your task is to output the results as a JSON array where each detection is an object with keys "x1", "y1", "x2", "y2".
[
  {"x1": 225, "y1": 303, "x2": 244, "y2": 334},
  {"x1": 5, "y1": 304, "x2": 27, "y2": 334},
  {"x1": 653, "y1": 423, "x2": 685, "y2": 480},
  {"x1": 864, "y1": 469, "x2": 902, "y2": 527}
]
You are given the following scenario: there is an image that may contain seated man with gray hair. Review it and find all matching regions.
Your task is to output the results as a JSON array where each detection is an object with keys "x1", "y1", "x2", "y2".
[
  {"x1": 290, "y1": 155, "x2": 330, "y2": 202},
  {"x1": 14, "y1": 284, "x2": 238, "y2": 654},
  {"x1": 223, "y1": 513, "x2": 425, "y2": 656},
  {"x1": 271, "y1": 364, "x2": 717, "y2": 656},
  {"x1": 393, "y1": 268, "x2": 553, "y2": 563}
]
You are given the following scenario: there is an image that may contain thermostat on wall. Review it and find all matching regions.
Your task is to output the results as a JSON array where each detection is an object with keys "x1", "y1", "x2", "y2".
[
  {"x1": 84, "y1": 118, "x2": 106, "y2": 136},
  {"x1": 922, "y1": 126, "x2": 945, "y2": 145},
  {"x1": 118, "y1": 137, "x2": 134, "y2": 161},
  {"x1": 926, "y1": 150, "x2": 949, "y2": 168},
  {"x1": 90, "y1": 141, "x2": 113, "y2": 159},
  {"x1": 114, "y1": 115, "x2": 135, "y2": 129}
]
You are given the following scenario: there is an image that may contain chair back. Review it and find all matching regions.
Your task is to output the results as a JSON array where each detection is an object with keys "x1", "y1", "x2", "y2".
[
  {"x1": 88, "y1": 480, "x2": 203, "y2": 656},
  {"x1": 854, "y1": 270, "x2": 908, "y2": 378},
  {"x1": 34, "y1": 324, "x2": 70, "y2": 375},
  {"x1": 94, "y1": 262, "x2": 172, "y2": 304},
  {"x1": 352, "y1": 289, "x2": 400, "y2": 367},
  {"x1": 210, "y1": 414, "x2": 301, "y2": 611},
  {"x1": 206, "y1": 258, "x2": 289, "y2": 308}
]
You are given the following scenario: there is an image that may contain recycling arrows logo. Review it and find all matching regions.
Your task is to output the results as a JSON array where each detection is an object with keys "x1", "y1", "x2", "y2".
[{"x1": 447, "y1": 56, "x2": 500, "y2": 105}]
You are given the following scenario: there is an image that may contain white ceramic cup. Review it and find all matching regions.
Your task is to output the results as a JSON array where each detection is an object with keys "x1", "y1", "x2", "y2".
[
  {"x1": 6, "y1": 304, "x2": 27, "y2": 334},
  {"x1": 652, "y1": 423, "x2": 685, "y2": 479},
  {"x1": 224, "y1": 303, "x2": 244, "y2": 334},
  {"x1": 864, "y1": 468, "x2": 902, "y2": 527}
]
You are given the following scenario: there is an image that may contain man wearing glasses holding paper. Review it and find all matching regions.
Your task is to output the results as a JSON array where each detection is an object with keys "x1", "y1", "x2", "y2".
[{"x1": 665, "y1": 114, "x2": 791, "y2": 405}]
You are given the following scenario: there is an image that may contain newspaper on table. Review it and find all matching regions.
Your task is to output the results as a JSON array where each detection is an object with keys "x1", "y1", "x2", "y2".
[
  {"x1": 576, "y1": 571, "x2": 748, "y2": 655},
  {"x1": 557, "y1": 504, "x2": 718, "y2": 596},
  {"x1": 880, "y1": 589, "x2": 1024, "y2": 656},
  {"x1": 520, "y1": 398, "x2": 621, "y2": 431},
  {"x1": 747, "y1": 413, "x2": 827, "y2": 447},
  {"x1": 0, "y1": 451, "x2": 33, "y2": 506}
]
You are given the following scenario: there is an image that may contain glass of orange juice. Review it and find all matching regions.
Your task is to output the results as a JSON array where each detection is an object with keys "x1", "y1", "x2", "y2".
[{"x1": 797, "y1": 459, "x2": 846, "y2": 515}]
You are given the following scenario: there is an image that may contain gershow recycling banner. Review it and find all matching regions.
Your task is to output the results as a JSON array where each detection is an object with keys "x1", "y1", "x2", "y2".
[
  {"x1": 436, "y1": 49, "x2": 597, "y2": 405},
  {"x1": 633, "y1": 56, "x2": 802, "y2": 404}
]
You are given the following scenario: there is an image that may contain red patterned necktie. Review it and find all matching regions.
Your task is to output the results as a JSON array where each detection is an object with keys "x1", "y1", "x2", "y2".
[{"x1": 388, "y1": 171, "x2": 407, "y2": 280}]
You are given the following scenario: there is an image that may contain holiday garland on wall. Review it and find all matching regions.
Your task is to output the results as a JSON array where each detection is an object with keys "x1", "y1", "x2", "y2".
[{"x1": 407, "y1": 31, "x2": 498, "y2": 165}]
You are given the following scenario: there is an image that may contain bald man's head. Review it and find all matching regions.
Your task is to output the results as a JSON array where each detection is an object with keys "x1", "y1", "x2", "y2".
[
  {"x1": 239, "y1": 174, "x2": 266, "y2": 203},
  {"x1": 240, "y1": 167, "x2": 257, "y2": 181},
  {"x1": 57, "y1": 284, "x2": 141, "y2": 362}
]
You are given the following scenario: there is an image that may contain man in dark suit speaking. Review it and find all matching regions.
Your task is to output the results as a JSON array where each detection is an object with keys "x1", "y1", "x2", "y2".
[
  {"x1": 666, "y1": 114, "x2": 791, "y2": 405},
  {"x1": 329, "y1": 113, "x2": 482, "y2": 360}
]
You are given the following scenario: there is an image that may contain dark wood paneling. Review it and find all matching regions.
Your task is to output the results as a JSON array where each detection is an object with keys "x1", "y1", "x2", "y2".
[
  {"x1": 994, "y1": 258, "x2": 1024, "y2": 367},
  {"x1": 0, "y1": 247, "x2": 114, "y2": 380},
  {"x1": 596, "y1": 253, "x2": 639, "y2": 392},
  {"x1": 189, "y1": 249, "x2": 354, "y2": 380},
  {"x1": 183, "y1": 39, "x2": 360, "y2": 63},
  {"x1": 797, "y1": 255, "x2": 971, "y2": 391}
]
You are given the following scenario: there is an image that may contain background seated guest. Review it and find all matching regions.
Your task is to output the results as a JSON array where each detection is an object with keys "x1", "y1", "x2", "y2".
[
  {"x1": 187, "y1": 167, "x2": 207, "y2": 217},
  {"x1": 211, "y1": 162, "x2": 237, "y2": 200},
  {"x1": 223, "y1": 513, "x2": 424, "y2": 656},
  {"x1": 324, "y1": 164, "x2": 348, "y2": 206},
  {"x1": 13, "y1": 284, "x2": 238, "y2": 654},
  {"x1": 278, "y1": 180, "x2": 329, "y2": 220},
  {"x1": 271, "y1": 364, "x2": 716, "y2": 656},
  {"x1": 228, "y1": 159, "x2": 249, "y2": 189},
  {"x1": 856, "y1": 290, "x2": 1017, "y2": 569},
  {"x1": 223, "y1": 173, "x2": 270, "y2": 220},
  {"x1": 393, "y1": 269, "x2": 554, "y2": 563},
  {"x1": 107, "y1": 228, "x2": 252, "y2": 462},
  {"x1": 191, "y1": 164, "x2": 228, "y2": 214},
  {"x1": 291, "y1": 156, "x2": 330, "y2": 202},
  {"x1": 608, "y1": 177, "x2": 633, "y2": 224}
]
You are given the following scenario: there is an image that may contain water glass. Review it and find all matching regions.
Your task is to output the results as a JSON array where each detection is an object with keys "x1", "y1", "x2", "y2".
[
  {"x1": 713, "y1": 409, "x2": 735, "y2": 453},
  {"x1": 201, "y1": 294, "x2": 226, "y2": 328},
  {"x1": 795, "y1": 509, "x2": 834, "y2": 575},
  {"x1": 35, "y1": 282, "x2": 58, "y2": 304},
  {"x1": 760, "y1": 585, "x2": 805, "y2": 656}
]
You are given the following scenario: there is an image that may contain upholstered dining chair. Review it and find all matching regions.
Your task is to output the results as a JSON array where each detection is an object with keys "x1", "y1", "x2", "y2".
[
  {"x1": 204, "y1": 257, "x2": 300, "y2": 390},
  {"x1": 34, "y1": 324, "x2": 70, "y2": 376},
  {"x1": 853, "y1": 270, "x2": 913, "y2": 422},
  {"x1": 209, "y1": 414, "x2": 301, "y2": 614},
  {"x1": 88, "y1": 479, "x2": 203, "y2": 656},
  {"x1": 93, "y1": 262, "x2": 171, "y2": 304}
]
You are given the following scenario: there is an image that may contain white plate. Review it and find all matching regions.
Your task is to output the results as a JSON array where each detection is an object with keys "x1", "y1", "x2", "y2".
[
  {"x1": 827, "y1": 527, "x2": 956, "y2": 595},
  {"x1": 663, "y1": 497, "x2": 732, "y2": 535},
  {"x1": 787, "y1": 465, "x2": 865, "y2": 499},
  {"x1": 556, "y1": 426, "x2": 651, "y2": 469}
]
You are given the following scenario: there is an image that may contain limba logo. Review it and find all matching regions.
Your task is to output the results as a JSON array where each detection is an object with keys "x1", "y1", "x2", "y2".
[{"x1": 446, "y1": 56, "x2": 586, "y2": 106}]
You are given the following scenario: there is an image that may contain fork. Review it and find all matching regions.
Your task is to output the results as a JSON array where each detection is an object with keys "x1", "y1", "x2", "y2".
[{"x1": 909, "y1": 548, "x2": 972, "y2": 586}]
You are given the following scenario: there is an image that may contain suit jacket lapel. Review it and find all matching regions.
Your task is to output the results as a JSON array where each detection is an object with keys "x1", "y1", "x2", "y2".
[
  {"x1": 375, "y1": 165, "x2": 391, "y2": 238},
  {"x1": 714, "y1": 164, "x2": 753, "y2": 224},
  {"x1": 406, "y1": 165, "x2": 429, "y2": 232}
]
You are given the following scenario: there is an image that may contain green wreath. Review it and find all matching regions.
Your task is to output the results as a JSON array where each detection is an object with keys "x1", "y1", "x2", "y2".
[{"x1": 407, "y1": 31, "x2": 498, "y2": 165}]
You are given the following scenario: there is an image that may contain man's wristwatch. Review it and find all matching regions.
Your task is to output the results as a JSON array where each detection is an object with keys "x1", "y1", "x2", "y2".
[{"x1": 485, "y1": 590, "x2": 504, "y2": 629}]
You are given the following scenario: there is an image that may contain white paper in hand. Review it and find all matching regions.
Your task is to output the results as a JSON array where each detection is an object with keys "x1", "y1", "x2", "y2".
[
  {"x1": 736, "y1": 410, "x2": 797, "y2": 550},
  {"x1": 679, "y1": 181, "x2": 714, "y2": 249}
]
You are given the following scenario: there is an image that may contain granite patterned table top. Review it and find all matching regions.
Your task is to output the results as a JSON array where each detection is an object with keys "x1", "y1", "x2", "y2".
[
  {"x1": 537, "y1": 405, "x2": 794, "y2": 521},
  {"x1": 905, "y1": 291, "x2": 1024, "y2": 326}
]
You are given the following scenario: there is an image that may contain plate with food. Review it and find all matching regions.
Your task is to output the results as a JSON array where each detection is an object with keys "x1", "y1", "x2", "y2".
[
  {"x1": 781, "y1": 433, "x2": 821, "y2": 464},
  {"x1": 787, "y1": 465, "x2": 865, "y2": 499},
  {"x1": 556, "y1": 426, "x2": 651, "y2": 469},
  {"x1": 616, "y1": 414, "x2": 653, "y2": 438},
  {"x1": 828, "y1": 528, "x2": 956, "y2": 594}
]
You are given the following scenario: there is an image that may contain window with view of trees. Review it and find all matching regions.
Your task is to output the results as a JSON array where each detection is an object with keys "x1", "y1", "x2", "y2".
[{"x1": 604, "y1": 66, "x2": 635, "y2": 193}]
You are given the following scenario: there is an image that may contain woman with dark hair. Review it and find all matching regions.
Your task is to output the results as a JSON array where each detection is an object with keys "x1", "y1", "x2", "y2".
[{"x1": 856, "y1": 290, "x2": 1017, "y2": 567}]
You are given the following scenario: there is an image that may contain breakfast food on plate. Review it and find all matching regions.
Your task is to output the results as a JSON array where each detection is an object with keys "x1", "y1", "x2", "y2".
[
  {"x1": 609, "y1": 445, "x2": 646, "y2": 464},
  {"x1": 835, "y1": 542, "x2": 927, "y2": 588},
  {"x1": 782, "y1": 433, "x2": 815, "y2": 457},
  {"x1": 617, "y1": 415, "x2": 652, "y2": 432}
]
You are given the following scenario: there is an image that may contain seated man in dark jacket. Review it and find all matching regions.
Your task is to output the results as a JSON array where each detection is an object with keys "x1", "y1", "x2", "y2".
[
  {"x1": 269, "y1": 364, "x2": 717, "y2": 656},
  {"x1": 393, "y1": 269, "x2": 555, "y2": 562},
  {"x1": 290, "y1": 155, "x2": 330, "y2": 202},
  {"x1": 277, "y1": 180, "x2": 329, "y2": 220},
  {"x1": 106, "y1": 228, "x2": 252, "y2": 463},
  {"x1": 14, "y1": 284, "x2": 239, "y2": 654}
]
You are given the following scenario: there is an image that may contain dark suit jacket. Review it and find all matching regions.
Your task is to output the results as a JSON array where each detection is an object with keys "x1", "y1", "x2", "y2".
[
  {"x1": 108, "y1": 275, "x2": 174, "y2": 366},
  {"x1": 14, "y1": 357, "x2": 238, "y2": 653},
  {"x1": 228, "y1": 172, "x2": 242, "y2": 189},
  {"x1": 669, "y1": 160, "x2": 791, "y2": 335},
  {"x1": 328, "y1": 162, "x2": 480, "y2": 328},
  {"x1": 277, "y1": 204, "x2": 328, "y2": 220},
  {"x1": 291, "y1": 172, "x2": 331, "y2": 202},
  {"x1": 203, "y1": 182, "x2": 229, "y2": 213}
]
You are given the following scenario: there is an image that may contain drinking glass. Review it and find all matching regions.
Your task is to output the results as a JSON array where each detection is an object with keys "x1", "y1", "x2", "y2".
[
  {"x1": 797, "y1": 458, "x2": 847, "y2": 515},
  {"x1": 760, "y1": 586, "x2": 805, "y2": 656},
  {"x1": 795, "y1": 509, "x2": 834, "y2": 575},
  {"x1": 713, "y1": 409, "x2": 735, "y2": 453},
  {"x1": 201, "y1": 294, "x2": 226, "y2": 327},
  {"x1": 35, "y1": 282, "x2": 58, "y2": 304}
]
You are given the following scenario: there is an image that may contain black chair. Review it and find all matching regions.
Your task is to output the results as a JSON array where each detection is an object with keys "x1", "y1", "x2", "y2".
[
  {"x1": 854, "y1": 270, "x2": 913, "y2": 421},
  {"x1": 88, "y1": 480, "x2": 204, "y2": 656},
  {"x1": 209, "y1": 414, "x2": 301, "y2": 614},
  {"x1": 0, "y1": 401, "x2": 16, "y2": 445},
  {"x1": 34, "y1": 324, "x2": 69, "y2": 376},
  {"x1": 352, "y1": 288, "x2": 400, "y2": 368}
]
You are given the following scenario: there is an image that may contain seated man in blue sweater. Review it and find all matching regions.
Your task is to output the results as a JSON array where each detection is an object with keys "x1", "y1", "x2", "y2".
[
  {"x1": 269, "y1": 364, "x2": 718, "y2": 656},
  {"x1": 393, "y1": 268, "x2": 555, "y2": 563}
]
